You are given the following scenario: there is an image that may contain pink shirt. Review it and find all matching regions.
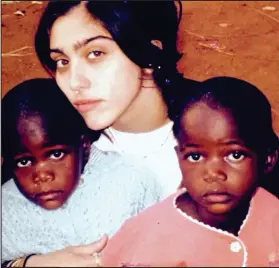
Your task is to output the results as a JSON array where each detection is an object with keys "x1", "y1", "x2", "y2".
[{"x1": 103, "y1": 187, "x2": 279, "y2": 267}]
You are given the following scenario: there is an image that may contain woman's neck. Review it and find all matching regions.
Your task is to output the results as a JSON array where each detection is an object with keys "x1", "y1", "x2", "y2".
[
  {"x1": 112, "y1": 85, "x2": 170, "y2": 133},
  {"x1": 177, "y1": 194, "x2": 251, "y2": 236}
]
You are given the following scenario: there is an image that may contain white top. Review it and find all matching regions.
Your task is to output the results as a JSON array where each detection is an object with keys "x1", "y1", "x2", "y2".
[
  {"x1": 94, "y1": 121, "x2": 182, "y2": 198},
  {"x1": 2, "y1": 147, "x2": 163, "y2": 262}
]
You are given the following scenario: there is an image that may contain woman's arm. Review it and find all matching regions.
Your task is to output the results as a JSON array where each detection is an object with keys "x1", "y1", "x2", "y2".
[
  {"x1": 2, "y1": 254, "x2": 36, "y2": 267},
  {"x1": 26, "y1": 235, "x2": 108, "y2": 267}
]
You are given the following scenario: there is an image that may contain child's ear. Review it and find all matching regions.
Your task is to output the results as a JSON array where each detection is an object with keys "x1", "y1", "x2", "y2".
[{"x1": 264, "y1": 149, "x2": 278, "y2": 174}]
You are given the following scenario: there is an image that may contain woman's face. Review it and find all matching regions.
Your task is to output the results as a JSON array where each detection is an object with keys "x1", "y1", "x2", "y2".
[{"x1": 49, "y1": 5, "x2": 143, "y2": 130}]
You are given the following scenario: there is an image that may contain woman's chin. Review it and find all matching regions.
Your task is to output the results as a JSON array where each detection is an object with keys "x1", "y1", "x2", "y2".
[{"x1": 84, "y1": 115, "x2": 114, "y2": 131}]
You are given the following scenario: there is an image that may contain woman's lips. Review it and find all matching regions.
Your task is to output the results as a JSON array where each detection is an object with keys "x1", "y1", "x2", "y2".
[
  {"x1": 74, "y1": 100, "x2": 101, "y2": 113},
  {"x1": 203, "y1": 192, "x2": 232, "y2": 203}
]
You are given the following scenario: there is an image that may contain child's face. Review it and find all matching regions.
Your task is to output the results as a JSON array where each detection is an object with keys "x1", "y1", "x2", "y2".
[
  {"x1": 11, "y1": 115, "x2": 81, "y2": 210},
  {"x1": 176, "y1": 102, "x2": 259, "y2": 218}
]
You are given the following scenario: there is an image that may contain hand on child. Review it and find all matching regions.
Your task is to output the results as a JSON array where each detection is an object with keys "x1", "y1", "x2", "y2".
[{"x1": 25, "y1": 234, "x2": 108, "y2": 267}]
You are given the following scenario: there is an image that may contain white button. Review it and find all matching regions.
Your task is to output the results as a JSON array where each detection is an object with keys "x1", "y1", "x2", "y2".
[{"x1": 230, "y1": 241, "x2": 242, "y2": 252}]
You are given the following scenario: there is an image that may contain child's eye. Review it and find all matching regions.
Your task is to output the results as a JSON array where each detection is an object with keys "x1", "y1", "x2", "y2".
[
  {"x1": 56, "y1": 59, "x2": 68, "y2": 69},
  {"x1": 49, "y1": 150, "x2": 65, "y2": 160},
  {"x1": 185, "y1": 153, "x2": 204, "y2": 162},
  {"x1": 225, "y1": 151, "x2": 246, "y2": 162},
  {"x1": 88, "y1": 51, "x2": 104, "y2": 59},
  {"x1": 16, "y1": 158, "x2": 32, "y2": 168}
]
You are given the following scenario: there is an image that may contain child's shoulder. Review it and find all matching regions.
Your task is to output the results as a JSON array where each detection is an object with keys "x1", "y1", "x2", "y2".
[
  {"x1": 121, "y1": 190, "x2": 179, "y2": 228},
  {"x1": 255, "y1": 187, "x2": 279, "y2": 205},
  {"x1": 2, "y1": 179, "x2": 42, "y2": 218},
  {"x1": 253, "y1": 187, "x2": 279, "y2": 216},
  {"x1": 86, "y1": 144, "x2": 151, "y2": 170},
  {"x1": 84, "y1": 145, "x2": 161, "y2": 186},
  {"x1": 2, "y1": 178, "x2": 24, "y2": 198}
]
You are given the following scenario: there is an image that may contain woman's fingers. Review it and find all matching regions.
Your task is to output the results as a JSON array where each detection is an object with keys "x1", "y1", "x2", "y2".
[
  {"x1": 25, "y1": 236, "x2": 109, "y2": 267},
  {"x1": 71, "y1": 234, "x2": 109, "y2": 255},
  {"x1": 93, "y1": 234, "x2": 109, "y2": 253}
]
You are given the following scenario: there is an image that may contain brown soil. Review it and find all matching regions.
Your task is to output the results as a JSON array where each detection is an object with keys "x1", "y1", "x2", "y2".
[{"x1": 2, "y1": 1, "x2": 279, "y2": 134}]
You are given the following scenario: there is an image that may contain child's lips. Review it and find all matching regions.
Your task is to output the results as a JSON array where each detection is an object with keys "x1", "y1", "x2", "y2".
[
  {"x1": 35, "y1": 190, "x2": 63, "y2": 201},
  {"x1": 203, "y1": 192, "x2": 232, "y2": 203}
]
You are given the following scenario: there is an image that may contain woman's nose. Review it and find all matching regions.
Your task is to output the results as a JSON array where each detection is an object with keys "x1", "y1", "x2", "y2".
[{"x1": 69, "y1": 63, "x2": 91, "y2": 92}]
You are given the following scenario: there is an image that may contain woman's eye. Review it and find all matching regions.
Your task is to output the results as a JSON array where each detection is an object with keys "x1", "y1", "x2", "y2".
[
  {"x1": 226, "y1": 151, "x2": 245, "y2": 162},
  {"x1": 56, "y1": 59, "x2": 68, "y2": 68},
  {"x1": 16, "y1": 158, "x2": 32, "y2": 168},
  {"x1": 49, "y1": 151, "x2": 65, "y2": 160},
  {"x1": 88, "y1": 51, "x2": 104, "y2": 59},
  {"x1": 185, "y1": 153, "x2": 203, "y2": 163}
]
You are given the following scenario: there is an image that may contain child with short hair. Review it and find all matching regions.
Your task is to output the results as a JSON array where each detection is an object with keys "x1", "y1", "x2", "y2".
[
  {"x1": 2, "y1": 78, "x2": 94, "y2": 208},
  {"x1": 2, "y1": 79, "x2": 162, "y2": 265},
  {"x1": 102, "y1": 76, "x2": 279, "y2": 267}
]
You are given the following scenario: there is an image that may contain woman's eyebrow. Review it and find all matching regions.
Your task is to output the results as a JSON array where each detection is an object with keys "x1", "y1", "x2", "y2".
[
  {"x1": 50, "y1": 35, "x2": 114, "y2": 55},
  {"x1": 49, "y1": 48, "x2": 65, "y2": 55},
  {"x1": 73, "y1": 35, "x2": 114, "y2": 51}
]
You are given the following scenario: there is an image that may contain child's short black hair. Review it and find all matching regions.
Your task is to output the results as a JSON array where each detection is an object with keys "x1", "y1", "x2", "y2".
[
  {"x1": 173, "y1": 76, "x2": 279, "y2": 195},
  {"x1": 2, "y1": 78, "x2": 98, "y2": 183}
]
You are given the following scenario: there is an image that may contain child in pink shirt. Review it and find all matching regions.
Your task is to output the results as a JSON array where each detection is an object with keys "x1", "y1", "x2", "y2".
[{"x1": 102, "y1": 76, "x2": 279, "y2": 267}]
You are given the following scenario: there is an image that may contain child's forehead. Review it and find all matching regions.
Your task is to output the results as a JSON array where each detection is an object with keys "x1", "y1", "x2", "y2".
[
  {"x1": 182, "y1": 102, "x2": 234, "y2": 127},
  {"x1": 16, "y1": 115, "x2": 73, "y2": 148},
  {"x1": 179, "y1": 102, "x2": 242, "y2": 143},
  {"x1": 17, "y1": 114, "x2": 45, "y2": 133},
  {"x1": 17, "y1": 113, "x2": 61, "y2": 137},
  {"x1": 11, "y1": 133, "x2": 75, "y2": 157}
]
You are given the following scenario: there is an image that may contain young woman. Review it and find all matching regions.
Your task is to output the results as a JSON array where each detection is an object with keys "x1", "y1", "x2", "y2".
[
  {"x1": 17, "y1": 1, "x2": 199, "y2": 266},
  {"x1": 35, "y1": 1, "x2": 200, "y2": 199}
]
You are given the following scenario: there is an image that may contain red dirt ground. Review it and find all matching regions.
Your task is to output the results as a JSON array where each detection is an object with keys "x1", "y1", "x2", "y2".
[{"x1": 1, "y1": 1, "x2": 279, "y2": 134}]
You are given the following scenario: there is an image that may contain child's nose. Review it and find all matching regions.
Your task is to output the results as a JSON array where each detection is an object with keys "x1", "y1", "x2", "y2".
[
  {"x1": 203, "y1": 170, "x2": 227, "y2": 183},
  {"x1": 203, "y1": 162, "x2": 227, "y2": 183},
  {"x1": 33, "y1": 163, "x2": 55, "y2": 183}
]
